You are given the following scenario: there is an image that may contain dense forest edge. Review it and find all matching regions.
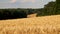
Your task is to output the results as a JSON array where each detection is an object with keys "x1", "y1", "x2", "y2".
[{"x1": 0, "y1": 0, "x2": 60, "y2": 20}]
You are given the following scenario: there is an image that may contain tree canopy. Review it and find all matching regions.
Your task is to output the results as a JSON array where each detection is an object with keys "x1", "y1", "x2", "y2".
[{"x1": 0, "y1": 0, "x2": 59, "y2": 20}]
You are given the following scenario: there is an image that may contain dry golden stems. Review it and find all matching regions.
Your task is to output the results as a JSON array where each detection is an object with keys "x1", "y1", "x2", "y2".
[
  {"x1": 0, "y1": 15, "x2": 60, "y2": 34},
  {"x1": 0, "y1": 25, "x2": 60, "y2": 34}
]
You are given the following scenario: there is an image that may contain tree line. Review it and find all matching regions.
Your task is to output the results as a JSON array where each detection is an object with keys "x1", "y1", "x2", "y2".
[
  {"x1": 0, "y1": 9, "x2": 37, "y2": 20},
  {"x1": 0, "y1": 1, "x2": 60, "y2": 20},
  {"x1": 37, "y1": 1, "x2": 58, "y2": 16}
]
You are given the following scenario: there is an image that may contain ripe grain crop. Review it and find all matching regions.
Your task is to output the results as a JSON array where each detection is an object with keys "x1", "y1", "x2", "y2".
[
  {"x1": 0, "y1": 15, "x2": 60, "y2": 34},
  {"x1": 27, "y1": 13, "x2": 37, "y2": 18}
]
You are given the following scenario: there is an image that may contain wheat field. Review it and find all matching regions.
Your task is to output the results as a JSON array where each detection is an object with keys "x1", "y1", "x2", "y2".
[
  {"x1": 27, "y1": 13, "x2": 37, "y2": 18},
  {"x1": 0, "y1": 15, "x2": 60, "y2": 34}
]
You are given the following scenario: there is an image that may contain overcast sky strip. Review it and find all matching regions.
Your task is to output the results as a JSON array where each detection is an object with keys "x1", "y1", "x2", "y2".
[{"x1": 0, "y1": 0, "x2": 56, "y2": 8}]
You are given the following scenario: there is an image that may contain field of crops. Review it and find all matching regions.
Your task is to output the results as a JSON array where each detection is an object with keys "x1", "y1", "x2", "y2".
[{"x1": 0, "y1": 15, "x2": 60, "y2": 34}]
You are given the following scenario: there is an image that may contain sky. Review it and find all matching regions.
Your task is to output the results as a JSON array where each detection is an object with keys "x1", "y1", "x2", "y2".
[{"x1": 0, "y1": 0, "x2": 55, "y2": 9}]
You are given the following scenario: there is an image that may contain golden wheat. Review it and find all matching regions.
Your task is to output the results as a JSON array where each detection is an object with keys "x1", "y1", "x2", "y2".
[
  {"x1": 27, "y1": 13, "x2": 37, "y2": 18},
  {"x1": 0, "y1": 15, "x2": 60, "y2": 34}
]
